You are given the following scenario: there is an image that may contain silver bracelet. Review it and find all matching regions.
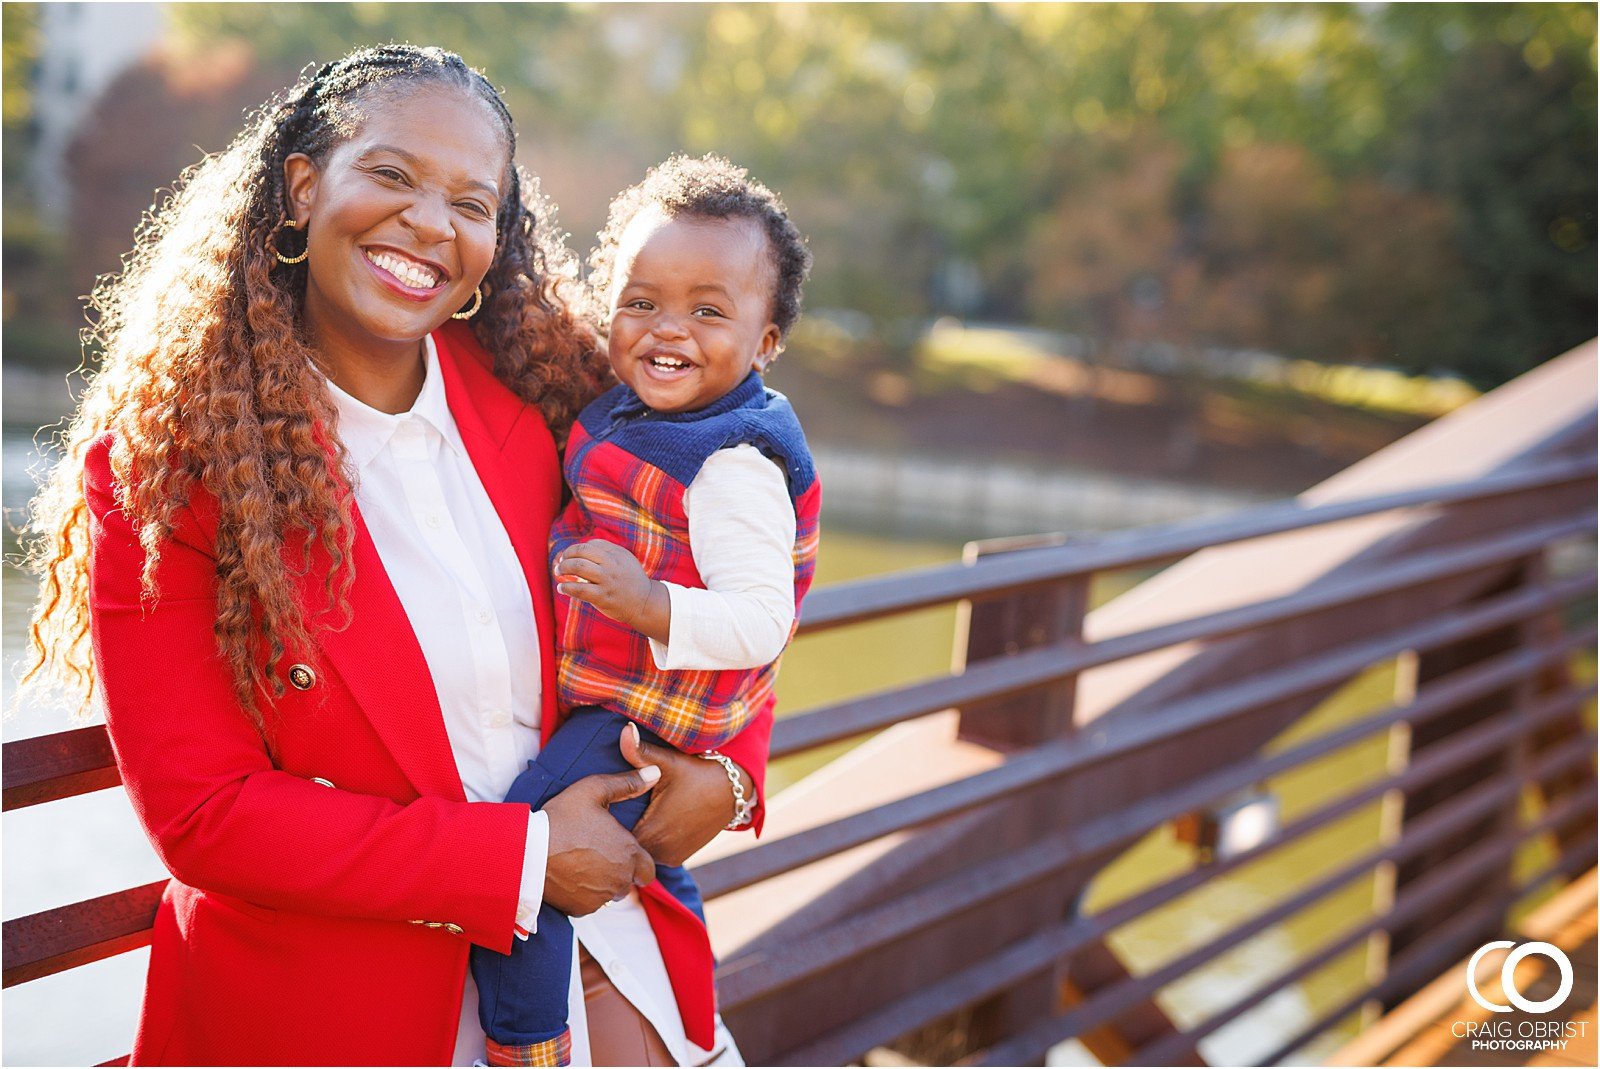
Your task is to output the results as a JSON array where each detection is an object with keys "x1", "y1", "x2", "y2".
[{"x1": 697, "y1": 750, "x2": 754, "y2": 830}]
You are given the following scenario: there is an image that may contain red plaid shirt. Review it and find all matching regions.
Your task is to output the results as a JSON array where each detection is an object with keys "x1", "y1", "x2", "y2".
[{"x1": 550, "y1": 379, "x2": 821, "y2": 751}]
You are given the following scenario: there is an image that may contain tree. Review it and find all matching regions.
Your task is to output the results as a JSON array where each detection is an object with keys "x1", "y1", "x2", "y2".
[
  {"x1": 12, "y1": 2, "x2": 1594, "y2": 382},
  {"x1": 1026, "y1": 125, "x2": 1186, "y2": 352},
  {"x1": 1394, "y1": 36, "x2": 1597, "y2": 383}
]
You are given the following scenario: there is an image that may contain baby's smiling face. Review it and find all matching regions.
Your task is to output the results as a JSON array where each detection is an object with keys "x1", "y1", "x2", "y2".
[{"x1": 606, "y1": 206, "x2": 782, "y2": 414}]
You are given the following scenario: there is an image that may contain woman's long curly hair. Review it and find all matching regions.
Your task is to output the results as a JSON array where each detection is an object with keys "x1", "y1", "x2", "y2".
[{"x1": 22, "y1": 45, "x2": 610, "y2": 724}]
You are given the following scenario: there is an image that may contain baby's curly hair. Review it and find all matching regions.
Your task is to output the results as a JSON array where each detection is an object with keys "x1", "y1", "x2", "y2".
[
  {"x1": 22, "y1": 45, "x2": 608, "y2": 723},
  {"x1": 587, "y1": 154, "x2": 812, "y2": 339}
]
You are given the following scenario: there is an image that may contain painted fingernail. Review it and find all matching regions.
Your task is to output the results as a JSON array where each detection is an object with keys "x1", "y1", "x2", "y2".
[{"x1": 640, "y1": 765, "x2": 661, "y2": 784}]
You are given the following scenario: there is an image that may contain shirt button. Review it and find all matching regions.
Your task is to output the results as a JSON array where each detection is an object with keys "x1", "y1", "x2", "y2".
[
  {"x1": 474, "y1": 608, "x2": 493, "y2": 625},
  {"x1": 484, "y1": 710, "x2": 511, "y2": 729},
  {"x1": 425, "y1": 513, "x2": 442, "y2": 529}
]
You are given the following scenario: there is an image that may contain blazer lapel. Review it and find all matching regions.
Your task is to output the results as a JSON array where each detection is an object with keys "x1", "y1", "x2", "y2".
[
  {"x1": 291, "y1": 324, "x2": 563, "y2": 801},
  {"x1": 294, "y1": 509, "x2": 467, "y2": 802},
  {"x1": 433, "y1": 324, "x2": 563, "y2": 739}
]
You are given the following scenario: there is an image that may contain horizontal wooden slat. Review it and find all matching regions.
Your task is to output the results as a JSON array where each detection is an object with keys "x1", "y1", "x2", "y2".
[
  {"x1": 785, "y1": 781, "x2": 1579, "y2": 1068},
  {"x1": 12, "y1": 642, "x2": 1582, "y2": 1001},
  {"x1": 2, "y1": 725, "x2": 121, "y2": 812},
  {"x1": 797, "y1": 456, "x2": 1595, "y2": 633},
  {"x1": 719, "y1": 673, "x2": 1595, "y2": 1011},
  {"x1": 7, "y1": 606, "x2": 1588, "y2": 995},
  {"x1": 776, "y1": 523, "x2": 1593, "y2": 757},
  {"x1": 5, "y1": 556, "x2": 1582, "y2": 821},
  {"x1": 703, "y1": 586, "x2": 1596, "y2": 899},
  {"x1": 5, "y1": 517, "x2": 1588, "y2": 814},
  {"x1": 1255, "y1": 837, "x2": 1599, "y2": 1067},
  {"x1": 729, "y1": 635, "x2": 1594, "y2": 990},
  {"x1": 1128, "y1": 801, "x2": 1599, "y2": 1065},
  {"x1": 2, "y1": 880, "x2": 166, "y2": 988}
]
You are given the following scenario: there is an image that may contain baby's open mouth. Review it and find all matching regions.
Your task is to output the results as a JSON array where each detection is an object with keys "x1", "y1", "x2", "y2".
[{"x1": 364, "y1": 249, "x2": 444, "y2": 291}]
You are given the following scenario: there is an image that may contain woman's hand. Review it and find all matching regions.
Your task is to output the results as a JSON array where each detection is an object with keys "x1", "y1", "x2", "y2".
[
  {"x1": 621, "y1": 724, "x2": 756, "y2": 867},
  {"x1": 542, "y1": 765, "x2": 660, "y2": 916}
]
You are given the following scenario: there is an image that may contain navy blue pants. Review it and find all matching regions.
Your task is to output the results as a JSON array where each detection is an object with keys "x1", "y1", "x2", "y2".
[{"x1": 470, "y1": 706, "x2": 704, "y2": 1049}]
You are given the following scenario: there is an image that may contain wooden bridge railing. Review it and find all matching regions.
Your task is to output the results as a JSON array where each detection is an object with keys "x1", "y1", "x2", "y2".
[
  {"x1": 5, "y1": 344, "x2": 1596, "y2": 1065},
  {"x1": 702, "y1": 464, "x2": 1594, "y2": 1066}
]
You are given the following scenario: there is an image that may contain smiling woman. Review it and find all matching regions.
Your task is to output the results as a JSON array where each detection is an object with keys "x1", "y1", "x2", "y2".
[
  {"x1": 18, "y1": 44, "x2": 774, "y2": 1067},
  {"x1": 286, "y1": 85, "x2": 505, "y2": 407}
]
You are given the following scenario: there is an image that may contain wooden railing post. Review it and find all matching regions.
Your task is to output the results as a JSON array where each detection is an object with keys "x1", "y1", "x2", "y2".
[
  {"x1": 932, "y1": 535, "x2": 1203, "y2": 1065},
  {"x1": 870, "y1": 534, "x2": 1089, "y2": 1062},
  {"x1": 954, "y1": 533, "x2": 1089, "y2": 750},
  {"x1": 1383, "y1": 561, "x2": 1537, "y2": 1007},
  {"x1": 1516, "y1": 550, "x2": 1599, "y2": 870}
]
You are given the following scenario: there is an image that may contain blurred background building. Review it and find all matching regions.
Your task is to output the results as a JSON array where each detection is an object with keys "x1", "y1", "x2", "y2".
[{"x1": 25, "y1": 3, "x2": 164, "y2": 223}]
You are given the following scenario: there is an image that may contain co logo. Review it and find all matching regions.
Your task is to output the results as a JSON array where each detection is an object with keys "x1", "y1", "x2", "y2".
[{"x1": 1466, "y1": 941, "x2": 1573, "y2": 1013}]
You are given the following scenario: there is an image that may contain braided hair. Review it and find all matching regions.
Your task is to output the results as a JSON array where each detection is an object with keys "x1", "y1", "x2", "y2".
[
  {"x1": 23, "y1": 45, "x2": 608, "y2": 724},
  {"x1": 259, "y1": 45, "x2": 607, "y2": 423}
]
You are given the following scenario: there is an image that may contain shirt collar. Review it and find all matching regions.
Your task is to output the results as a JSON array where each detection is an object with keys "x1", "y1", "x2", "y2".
[{"x1": 323, "y1": 334, "x2": 468, "y2": 469}]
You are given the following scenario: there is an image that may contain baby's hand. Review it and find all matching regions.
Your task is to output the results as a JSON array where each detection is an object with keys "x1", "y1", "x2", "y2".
[{"x1": 556, "y1": 540, "x2": 667, "y2": 636}]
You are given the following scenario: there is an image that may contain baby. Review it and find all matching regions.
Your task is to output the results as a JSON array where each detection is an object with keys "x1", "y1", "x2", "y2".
[{"x1": 471, "y1": 154, "x2": 820, "y2": 1066}]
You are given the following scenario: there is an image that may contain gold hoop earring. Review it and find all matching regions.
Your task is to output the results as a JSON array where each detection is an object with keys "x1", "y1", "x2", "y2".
[
  {"x1": 271, "y1": 219, "x2": 308, "y2": 265},
  {"x1": 451, "y1": 286, "x2": 484, "y2": 320}
]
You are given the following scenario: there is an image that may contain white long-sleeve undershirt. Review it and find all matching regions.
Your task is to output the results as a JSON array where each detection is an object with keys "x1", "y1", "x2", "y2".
[{"x1": 645, "y1": 444, "x2": 799, "y2": 673}]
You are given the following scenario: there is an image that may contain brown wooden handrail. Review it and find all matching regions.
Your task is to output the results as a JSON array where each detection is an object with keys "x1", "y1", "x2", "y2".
[
  {"x1": 9, "y1": 642, "x2": 1590, "y2": 997},
  {"x1": 7, "y1": 549, "x2": 1586, "y2": 820},
  {"x1": 2, "y1": 881, "x2": 167, "y2": 989},
  {"x1": 701, "y1": 592, "x2": 1594, "y2": 899},
  {"x1": 2, "y1": 725, "x2": 121, "y2": 812},
  {"x1": 971, "y1": 793, "x2": 1597, "y2": 1068},
  {"x1": 792, "y1": 792, "x2": 1595, "y2": 1068},
  {"x1": 796, "y1": 455, "x2": 1594, "y2": 632},
  {"x1": 716, "y1": 650, "x2": 1596, "y2": 1010},
  {"x1": 1255, "y1": 844, "x2": 1598, "y2": 1067},
  {"x1": 773, "y1": 522, "x2": 1592, "y2": 757}
]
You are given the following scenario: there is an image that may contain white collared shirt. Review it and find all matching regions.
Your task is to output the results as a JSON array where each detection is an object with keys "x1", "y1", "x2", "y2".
[
  {"x1": 323, "y1": 336, "x2": 723, "y2": 1066},
  {"x1": 326, "y1": 336, "x2": 543, "y2": 808}
]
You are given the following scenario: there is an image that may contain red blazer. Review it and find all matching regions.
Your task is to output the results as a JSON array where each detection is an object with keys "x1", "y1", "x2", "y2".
[{"x1": 86, "y1": 322, "x2": 768, "y2": 1065}]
